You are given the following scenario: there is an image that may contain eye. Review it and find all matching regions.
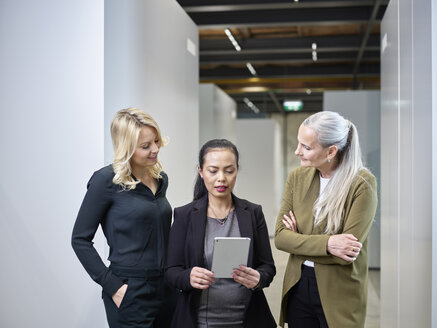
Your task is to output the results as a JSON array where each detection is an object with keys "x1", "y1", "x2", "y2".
[
  {"x1": 226, "y1": 170, "x2": 235, "y2": 174},
  {"x1": 142, "y1": 145, "x2": 150, "y2": 149},
  {"x1": 208, "y1": 170, "x2": 217, "y2": 174}
]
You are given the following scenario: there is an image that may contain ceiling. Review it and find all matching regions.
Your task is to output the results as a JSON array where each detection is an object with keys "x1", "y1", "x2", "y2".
[{"x1": 177, "y1": 0, "x2": 388, "y2": 116}]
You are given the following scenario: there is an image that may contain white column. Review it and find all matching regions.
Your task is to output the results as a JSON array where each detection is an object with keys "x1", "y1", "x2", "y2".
[
  {"x1": 381, "y1": 0, "x2": 433, "y2": 326},
  {"x1": 235, "y1": 119, "x2": 282, "y2": 236},
  {"x1": 199, "y1": 84, "x2": 237, "y2": 146},
  {"x1": 105, "y1": 0, "x2": 199, "y2": 207},
  {"x1": 0, "y1": 0, "x2": 105, "y2": 326}
]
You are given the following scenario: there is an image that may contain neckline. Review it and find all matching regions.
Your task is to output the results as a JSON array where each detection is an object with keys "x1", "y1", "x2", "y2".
[
  {"x1": 131, "y1": 173, "x2": 161, "y2": 196},
  {"x1": 207, "y1": 209, "x2": 235, "y2": 225}
]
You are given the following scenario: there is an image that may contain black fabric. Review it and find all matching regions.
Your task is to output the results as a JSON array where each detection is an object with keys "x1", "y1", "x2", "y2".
[
  {"x1": 72, "y1": 165, "x2": 174, "y2": 325},
  {"x1": 165, "y1": 194, "x2": 277, "y2": 328},
  {"x1": 102, "y1": 269, "x2": 176, "y2": 328},
  {"x1": 286, "y1": 265, "x2": 329, "y2": 328}
]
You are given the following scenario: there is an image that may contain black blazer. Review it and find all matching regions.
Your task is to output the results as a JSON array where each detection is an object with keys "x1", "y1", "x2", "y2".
[{"x1": 165, "y1": 194, "x2": 276, "y2": 328}]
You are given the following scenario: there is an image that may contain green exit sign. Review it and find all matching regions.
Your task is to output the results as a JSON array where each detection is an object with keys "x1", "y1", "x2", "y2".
[{"x1": 283, "y1": 100, "x2": 303, "y2": 111}]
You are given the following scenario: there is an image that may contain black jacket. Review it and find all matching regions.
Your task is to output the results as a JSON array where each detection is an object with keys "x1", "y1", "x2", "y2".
[
  {"x1": 72, "y1": 165, "x2": 172, "y2": 296},
  {"x1": 165, "y1": 194, "x2": 276, "y2": 328}
]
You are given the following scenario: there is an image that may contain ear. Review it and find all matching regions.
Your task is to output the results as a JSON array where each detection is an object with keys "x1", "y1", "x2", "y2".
[
  {"x1": 197, "y1": 165, "x2": 203, "y2": 178},
  {"x1": 327, "y1": 145, "x2": 338, "y2": 161}
]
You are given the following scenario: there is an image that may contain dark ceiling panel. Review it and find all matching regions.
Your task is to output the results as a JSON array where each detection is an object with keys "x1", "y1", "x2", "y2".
[
  {"x1": 187, "y1": 7, "x2": 386, "y2": 28},
  {"x1": 176, "y1": 0, "x2": 386, "y2": 114}
]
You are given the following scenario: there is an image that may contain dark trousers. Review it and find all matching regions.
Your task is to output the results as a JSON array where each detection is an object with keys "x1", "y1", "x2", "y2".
[
  {"x1": 102, "y1": 267, "x2": 176, "y2": 328},
  {"x1": 286, "y1": 265, "x2": 329, "y2": 328}
]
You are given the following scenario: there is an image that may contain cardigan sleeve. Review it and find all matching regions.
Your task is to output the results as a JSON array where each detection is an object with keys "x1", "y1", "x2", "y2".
[
  {"x1": 71, "y1": 170, "x2": 124, "y2": 296},
  {"x1": 274, "y1": 170, "x2": 331, "y2": 257},
  {"x1": 298, "y1": 178, "x2": 378, "y2": 266},
  {"x1": 165, "y1": 207, "x2": 194, "y2": 292},
  {"x1": 252, "y1": 205, "x2": 276, "y2": 289}
]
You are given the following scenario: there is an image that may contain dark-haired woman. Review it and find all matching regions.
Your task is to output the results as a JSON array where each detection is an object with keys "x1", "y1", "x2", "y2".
[{"x1": 165, "y1": 139, "x2": 276, "y2": 328}]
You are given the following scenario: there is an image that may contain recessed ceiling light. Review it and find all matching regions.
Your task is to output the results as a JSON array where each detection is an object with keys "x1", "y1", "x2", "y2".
[
  {"x1": 246, "y1": 62, "x2": 257, "y2": 76},
  {"x1": 224, "y1": 28, "x2": 242, "y2": 52},
  {"x1": 243, "y1": 97, "x2": 260, "y2": 113}
]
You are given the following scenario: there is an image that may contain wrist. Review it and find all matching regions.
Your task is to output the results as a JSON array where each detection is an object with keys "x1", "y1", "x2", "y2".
[
  {"x1": 251, "y1": 282, "x2": 260, "y2": 291},
  {"x1": 326, "y1": 236, "x2": 332, "y2": 254}
]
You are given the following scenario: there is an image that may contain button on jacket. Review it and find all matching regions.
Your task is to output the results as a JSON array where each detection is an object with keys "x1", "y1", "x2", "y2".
[{"x1": 72, "y1": 165, "x2": 172, "y2": 297}]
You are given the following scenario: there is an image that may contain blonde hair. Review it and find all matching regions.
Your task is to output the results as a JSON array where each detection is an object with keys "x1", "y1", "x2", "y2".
[
  {"x1": 111, "y1": 108, "x2": 166, "y2": 190},
  {"x1": 304, "y1": 111, "x2": 368, "y2": 234}
]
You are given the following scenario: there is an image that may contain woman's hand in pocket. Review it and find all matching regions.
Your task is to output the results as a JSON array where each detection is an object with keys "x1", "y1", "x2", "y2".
[{"x1": 112, "y1": 284, "x2": 128, "y2": 308}]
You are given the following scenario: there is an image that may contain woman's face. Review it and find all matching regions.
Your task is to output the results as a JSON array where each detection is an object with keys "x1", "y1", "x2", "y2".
[
  {"x1": 198, "y1": 149, "x2": 238, "y2": 200},
  {"x1": 295, "y1": 124, "x2": 331, "y2": 170},
  {"x1": 130, "y1": 126, "x2": 160, "y2": 170}
]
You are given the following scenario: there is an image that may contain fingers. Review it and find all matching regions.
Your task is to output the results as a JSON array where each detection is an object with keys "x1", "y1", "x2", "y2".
[
  {"x1": 232, "y1": 266, "x2": 260, "y2": 289},
  {"x1": 348, "y1": 246, "x2": 361, "y2": 256},
  {"x1": 190, "y1": 267, "x2": 215, "y2": 289},
  {"x1": 112, "y1": 284, "x2": 128, "y2": 308},
  {"x1": 328, "y1": 234, "x2": 363, "y2": 262},
  {"x1": 343, "y1": 233, "x2": 358, "y2": 241},
  {"x1": 340, "y1": 253, "x2": 356, "y2": 262},
  {"x1": 282, "y1": 210, "x2": 298, "y2": 232}
]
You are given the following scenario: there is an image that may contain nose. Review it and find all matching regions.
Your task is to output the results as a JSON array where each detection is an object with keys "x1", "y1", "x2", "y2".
[
  {"x1": 151, "y1": 142, "x2": 159, "y2": 153},
  {"x1": 295, "y1": 144, "x2": 301, "y2": 156},
  {"x1": 217, "y1": 170, "x2": 225, "y2": 182}
]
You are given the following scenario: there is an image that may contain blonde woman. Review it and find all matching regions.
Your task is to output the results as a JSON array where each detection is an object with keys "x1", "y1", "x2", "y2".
[
  {"x1": 72, "y1": 108, "x2": 174, "y2": 328},
  {"x1": 275, "y1": 111, "x2": 377, "y2": 328}
]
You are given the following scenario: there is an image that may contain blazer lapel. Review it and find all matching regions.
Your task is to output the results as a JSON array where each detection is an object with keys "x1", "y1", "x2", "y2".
[
  {"x1": 298, "y1": 168, "x2": 320, "y2": 234},
  {"x1": 233, "y1": 195, "x2": 254, "y2": 266},
  {"x1": 190, "y1": 196, "x2": 208, "y2": 266}
]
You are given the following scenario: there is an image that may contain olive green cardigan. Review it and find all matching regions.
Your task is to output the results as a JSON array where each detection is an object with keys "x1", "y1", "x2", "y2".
[{"x1": 274, "y1": 166, "x2": 377, "y2": 328}]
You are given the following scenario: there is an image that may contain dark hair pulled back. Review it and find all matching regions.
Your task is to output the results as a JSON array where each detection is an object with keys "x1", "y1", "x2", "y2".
[{"x1": 193, "y1": 139, "x2": 240, "y2": 200}]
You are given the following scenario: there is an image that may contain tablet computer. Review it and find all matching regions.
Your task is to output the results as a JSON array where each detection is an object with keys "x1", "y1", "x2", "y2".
[{"x1": 211, "y1": 237, "x2": 251, "y2": 278}]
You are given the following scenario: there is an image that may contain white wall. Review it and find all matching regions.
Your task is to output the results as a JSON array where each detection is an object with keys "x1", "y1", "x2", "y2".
[
  {"x1": 235, "y1": 119, "x2": 282, "y2": 236},
  {"x1": 105, "y1": 0, "x2": 199, "y2": 208},
  {"x1": 381, "y1": 0, "x2": 433, "y2": 326},
  {"x1": 323, "y1": 90, "x2": 381, "y2": 268},
  {"x1": 199, "y1": 84, "x2": 237, "y2": 146},
  {"x1": 433, "y1": 1, "x2": 437, "y2": 326},
  {"x1": 0, "y1": 1, "x2": 106, "y2": 327},
  {"x1": 0, "y1": 0, "x2": 199, "y2": 327}
]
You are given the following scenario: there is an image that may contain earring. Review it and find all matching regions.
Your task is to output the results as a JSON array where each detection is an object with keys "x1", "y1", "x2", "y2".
[{"x1": 328, "y1": 159, "x2": 331, "y2": 163}]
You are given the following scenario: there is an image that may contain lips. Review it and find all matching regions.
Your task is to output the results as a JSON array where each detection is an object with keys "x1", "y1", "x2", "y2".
[{"x1": 215, "y1": 186, "x2": 227, "y2": 192}]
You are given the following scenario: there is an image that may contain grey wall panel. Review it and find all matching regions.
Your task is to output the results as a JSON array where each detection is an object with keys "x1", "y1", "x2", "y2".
[
  {"x1": 410, "y1": 0, "x2": 432, "y2": 325},
  {"x1": 0, "y1": 1, "x2": 106, "y2": 327},
  {"x1": 235, "y1": 119, "x2": 281, "y2": 236},
  {"x1": 432, "y1": 1, "x2": 437, "y2": 325},
  {"x1": 397, "y1": 0, "x2": 414, "y2": 325},
  {"x1": 105, "y1": 0, "x2": 199, "y2": 208},
  {"x1": 381, "y1": 0, "x2": 400, "y2": 326},
  {"x1": 199, "y1": 84, "x2": 237, "y2": 146},
  {"x1": 381, "y1": 0, "x2": 434, "y2": 326}
]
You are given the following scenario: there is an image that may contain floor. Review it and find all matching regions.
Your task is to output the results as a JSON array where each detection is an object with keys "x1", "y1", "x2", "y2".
[{"x1": 264, "y1": 239, "x2": 380, "y2": 328}]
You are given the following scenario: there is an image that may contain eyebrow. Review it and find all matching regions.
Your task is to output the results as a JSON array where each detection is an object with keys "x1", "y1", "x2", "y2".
[
  {"x1": 206, "y1": 165, "x2": 236, "y2": 169},
  {"x1": 297, "y1": 139, "x2": 311, "y2": 148}
]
